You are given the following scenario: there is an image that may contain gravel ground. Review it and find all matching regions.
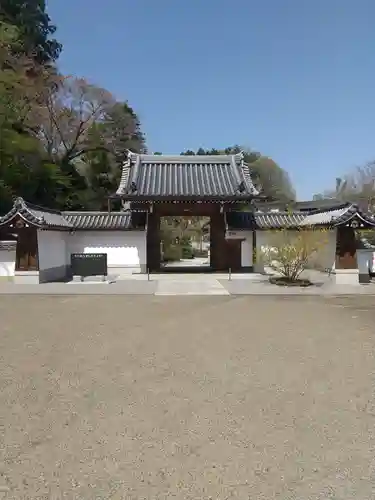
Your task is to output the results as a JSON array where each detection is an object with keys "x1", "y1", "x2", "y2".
[{"x1": 0, "y1": 295, "x2": 374, "y2": 499}]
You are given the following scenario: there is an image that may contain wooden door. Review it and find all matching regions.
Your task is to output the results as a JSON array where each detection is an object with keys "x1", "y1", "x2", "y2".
[
  {"x1": 335, "y1": 227, "x2": 357, "y2": 269},
  {"x1": 16, "y1": 229, "x2": 38, "y2": 271},
  {"x1": 226, "y1": 239, "x2": 243, "y2": 272}
]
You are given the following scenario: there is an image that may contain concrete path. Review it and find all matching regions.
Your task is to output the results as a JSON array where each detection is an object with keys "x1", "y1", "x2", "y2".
[
  {"x1": 162, "y1": 257, "x2": 209, "y2": 268},
  {"x1": 0, "y1": 281, "x2": 157, "y2": 295},
  {"x1": 155, "y1": 277, "x2": 229, "y2": 295},
  {"x1": 1, "y1": 272, "x2": 375, "y2": 295},
  {"x1": 222, "y1": 279, "x2": 375, "y2": 295}
]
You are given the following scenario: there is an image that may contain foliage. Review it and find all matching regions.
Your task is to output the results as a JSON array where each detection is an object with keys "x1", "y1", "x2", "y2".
[
  {"x1": 0, "y1": 3, "x2": 145, "y2": 213},
  {"x1": 162, "y1": 244, "x2": 182, "y2": 262},
  {"x1": 259, "y1": 227, "x2": 328, "y2": 281},
  {"x1": 0, "y1": 0, "x2": 62, "y2": 64},
  {"x1": 0, "y1": 21, "x2": 68, "y2": 212},
  {"x1": 314, "y1": 161, "x2": 375, "y2": 244},
  {"x1": 314, "y1": 161, "x2": 375, "y2": 211}
]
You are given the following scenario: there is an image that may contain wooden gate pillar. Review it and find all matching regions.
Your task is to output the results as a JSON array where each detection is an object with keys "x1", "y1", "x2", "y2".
[
  {"x1": 146, "y1": 213, "x2": 161, "y2": 272},
  {"x1": 210, "y1": 212, "x2": 227, "y2": 271}
]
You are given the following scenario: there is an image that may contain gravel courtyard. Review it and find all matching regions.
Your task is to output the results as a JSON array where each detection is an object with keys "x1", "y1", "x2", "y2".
[{"x1": 0, "y1": 295, "x2": 374, "y2": 499}]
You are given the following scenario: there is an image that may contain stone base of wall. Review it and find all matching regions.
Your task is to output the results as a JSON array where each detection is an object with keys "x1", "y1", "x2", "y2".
[
  {"x1": 109, "y1": 265, "x2": 147, "y2": 275},
  {"x1": 332, "y1": 269, "x2": 359, "y2": 285},
  {"x1": 14, "y1": 271, "x2": 39, "y2": 284},
  {"x1": 238, "y1": 266, "x2": 254, "y2": 273},
  {"x1": 359, "y1": 273, "x2": 371, "y2": 284},
  {"x1": 39, "y1": 265, "x2": 70, "y2": 283}
]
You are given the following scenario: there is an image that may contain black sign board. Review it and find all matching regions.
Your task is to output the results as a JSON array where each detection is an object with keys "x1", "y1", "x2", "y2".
[{"x1": 71, "y1": 253, "x2": 107, "y2": 280}]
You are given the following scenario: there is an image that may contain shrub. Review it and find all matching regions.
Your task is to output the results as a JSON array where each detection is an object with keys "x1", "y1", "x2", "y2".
[{"x1": 260, "y1": 227, "x2": 328, "y2": 281}]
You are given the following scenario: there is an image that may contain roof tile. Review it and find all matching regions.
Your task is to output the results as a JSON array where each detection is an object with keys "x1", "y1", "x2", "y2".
[
  {"x1": 63, "y1": 212, "x2": 140, "y2": 230},
  {"x1": 116, "y1": 151, "x2": 259, "y2": 199}
]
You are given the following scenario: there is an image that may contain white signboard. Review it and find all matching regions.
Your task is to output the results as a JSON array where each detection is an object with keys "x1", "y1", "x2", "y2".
[{"x1": 225, "y1": 231, "x2": 243, "y2": 240}]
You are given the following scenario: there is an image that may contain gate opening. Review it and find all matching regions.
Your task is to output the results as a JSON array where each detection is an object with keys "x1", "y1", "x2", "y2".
[{"x1": 159, "y1": 216, "x2": 211, "y2": 272}]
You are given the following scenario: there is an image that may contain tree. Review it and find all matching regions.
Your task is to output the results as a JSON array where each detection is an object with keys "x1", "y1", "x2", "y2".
[
  {"x1": 0, "y1": 0, "x2": 61, "y2": 64},
  {"x1": 315, "y1": 162, "x2": 375, "y2": 211},
  {"x1": 0, "y1": 14, "x2": 146, "y2": 213},
  {"x1": 36, "y1": 76, "x2": 115, "y2": 165},
  {"x1": 179, "y1": 146, "x2": 295, "y2": 202},
  {"x1": 0, "y1": 21, "x2": 68, "y2": 212},
  {"x1": 259, "y1": 226, "x2": 328, "y2": 283},
  {"x1": 82, "y1": 102, "x2": 146, "y2": 209},
  {"x1": 249, "y1": 156, "x2": 295, "y2": 202}
]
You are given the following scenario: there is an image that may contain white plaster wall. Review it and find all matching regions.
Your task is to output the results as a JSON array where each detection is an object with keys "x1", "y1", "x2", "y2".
[
  {"x1": 67, "y1": 231, "x2": 146, "y2": 273},
  {"x1": 309, "y1": 229, "x2": 337, "y2": 271},
  {"x1": 255, "y1": 229, "x2": 337, "y2": 273},
  {"x1": 0, "y1": 250, "x2": 16, "y2": 276},
  {"x1": 240, "y1": 231, "x2": 253, "y2": 267},
  {"x1": 357, "y1": 249, "x2": 373, "y2": 275},
  {"x1": 255, "y1": 230, "x2": 271, "y2": 273},
  {"x1": 37, "y1": 230, "x2": 68, "y2": 270}
]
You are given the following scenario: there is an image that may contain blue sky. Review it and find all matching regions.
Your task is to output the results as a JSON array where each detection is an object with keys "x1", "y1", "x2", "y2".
[{"x1": 48, "y1": 0, "x2": 375, "y2": 200}]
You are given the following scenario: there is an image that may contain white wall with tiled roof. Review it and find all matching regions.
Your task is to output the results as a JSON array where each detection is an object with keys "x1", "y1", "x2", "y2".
[{"x1": 0, "y1": 246, "x2": 16, "y2": 277}]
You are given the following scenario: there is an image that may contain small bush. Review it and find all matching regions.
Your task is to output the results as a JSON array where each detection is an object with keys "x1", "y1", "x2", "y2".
[
  {"x1": 163, "y1": 245, "x2": 182, "y2": 262},
  {"x1": 260, "y1": 227, "x2": 328, "y2": 281},
  {"x1": 192, "y1": 248, "x2": 208, "y2": 258},
  {"x1": 181, "y1": 245, "x2": 194, "y2": 259}
]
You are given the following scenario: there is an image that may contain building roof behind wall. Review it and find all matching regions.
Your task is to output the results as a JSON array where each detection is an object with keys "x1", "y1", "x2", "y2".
[
  {"x1": 115, "y1": 150, "x2": 259, "y2": 201},
  {"x1": 0, "y1": 198, "x2": 72, "y2": 230},
  {"x1": 254, "y1": 198, "x2": 349, "y2": 213},
  {"x1": 227, "y1": 203, "x2": 375, "y2": 230},
  {"x1": 0, "y1": 240, "x2": 17, "y2": 251}
]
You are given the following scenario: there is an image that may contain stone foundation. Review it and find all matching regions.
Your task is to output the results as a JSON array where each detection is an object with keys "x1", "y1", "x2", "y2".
[
  {"x1": 332, "y1": 269, "x2": 359, "y2": 285},
  {"x1": 14, "y1": 271, "x2": 39, "y2": 284},
  {"x1": 109, "y1": 264, "x2": 147, "y2": 275},
  {"x1": 39, "y1": 265, "x2": 70, "y2": 283}
]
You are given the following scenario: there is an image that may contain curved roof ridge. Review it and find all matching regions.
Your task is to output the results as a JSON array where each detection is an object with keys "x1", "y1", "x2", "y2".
[{"x1": 115, "y1": 150, "x2": 260, "y2": 200}]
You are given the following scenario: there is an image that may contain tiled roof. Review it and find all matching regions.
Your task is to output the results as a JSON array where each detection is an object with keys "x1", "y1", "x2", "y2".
[
  {"x1": 63, "y1": 212, "x2": 136, "y2": 230},
  {"x1": 0, "y1": 199, "x2": 144, "y2": 231},
  {"x1": 227, "y1": 204, "x2": 375, "y2": 230},
  {"x1": 255, "y1": 212, "x2": 305, "y2": 229},
  {"x1": 358, "y1": 237, "x2": 375, "y2": 250},
  {"x1": 300, "y1": 205, "x2": 353, "y2": 226},
  {"x1": 0, "y1": 198, "x2": 72, "y2": 229},
  {"x1": 302, "y1": 204, "x2": 375, "y2": 227},
  {"x1": 116, "y1": 151, "x2": 259, "y2": 200},
  {"x1": 254, "y1": 198, "x2": 349, "y2": 212},
  {"x1": 0, "y1": 240, "x2": 17, "y2": 251},
  {"x1": 226, "y1": 212, "x2": 256, "y2": 230}
]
